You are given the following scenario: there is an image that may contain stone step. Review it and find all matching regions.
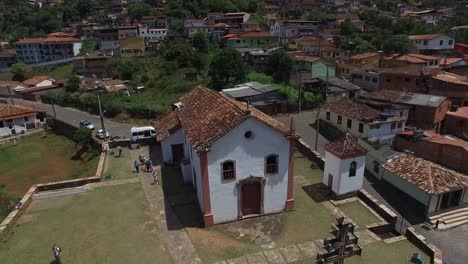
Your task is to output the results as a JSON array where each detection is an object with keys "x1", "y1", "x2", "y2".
[
  {"x1": 443, "y1": 215, "x2": 468, "y2": 225},
  {"x1": 430, "y1": 211, "x2": 468, "y2": 225},
  {"x1": 438, "y1": 219, "x2": 468, "y2": 231},
  {"x1": 428, "y1": 207, "x2": 468, "y2": 221}
]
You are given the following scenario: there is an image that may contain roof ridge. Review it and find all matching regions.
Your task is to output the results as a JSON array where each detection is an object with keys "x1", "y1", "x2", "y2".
[{"x1": 427, "y1": 163, "x2": 435, "y2": 193}]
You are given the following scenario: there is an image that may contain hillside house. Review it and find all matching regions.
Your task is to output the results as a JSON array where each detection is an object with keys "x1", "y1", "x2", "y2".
[
  {"x1": 320, "y1": 99, "x2": 406, "y2": 143},
  {"x1": 155, "y1": 86, "x2": 298, "y2": 226},
  {"x1": 337, "y1": 52, "x2": 380, "y2": 79},
  {"x1": 270, "y1": 20, "x2": 320, "y2": 44},
  {"x1": 408, "y1": 34, "x2": 454, "y2": 52},
  {"x1": 444, "y1": 107, "x2": 468, "y2": 139},
  {"x1": 225, "y1": 31, "x2": 279, "y2": 49},
  {"x1": 15, "y1": 37, "x2": 81, "y2": 64},
  {"x1": 0, "y1": 104, "x2": 45, "y2": 137},
  {"x1": 361, "y1": 90, "x2": 451, "y2": 131},
  {"x1": 429, "y1": 71, "x2": 468, "y2": 106}
]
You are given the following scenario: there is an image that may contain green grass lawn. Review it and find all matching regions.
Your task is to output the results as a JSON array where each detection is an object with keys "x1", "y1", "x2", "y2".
[
  {"x1": 347, "y1": 240, "x2": 430, "y2": 264},
  {"x1": 337, "y1": 201, "x2": 381, "y2": 229},
  {"x1": 103, "y1": 148, "x2": 138, "y2": 181},
  {"x1": 0, "y1": 63, "x2": 74, "y2": 81},
  {"x1": 0, "y1": 183, "x2": 173, "y2": 264},
  {"x1": 0, "y1": 71, "x2": 13, "y2": 81},
  {"x1": 0, "y1": 133, "x2": 100, "y2": 197}
]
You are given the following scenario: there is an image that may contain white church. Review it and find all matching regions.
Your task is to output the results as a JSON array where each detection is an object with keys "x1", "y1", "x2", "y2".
[
  {"x1": 156, "y1": 86, "x2": 299, "y2": 226},
  {"x1": 323, "y1": 133, "x2": 368, "y2": 198}
]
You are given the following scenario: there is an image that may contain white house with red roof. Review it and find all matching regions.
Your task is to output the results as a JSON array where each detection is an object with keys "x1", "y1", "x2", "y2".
[
  {"x1": 408, "y1": 34, "x2": 454, "y2": 52},
  {"x1": 15, "y1": 36, "x2": 82, "y2": 64},
  {"x1": 0, "y1": 103, "x2": 45, "y2": 138},
  {"x1": 323, "y1": 133, "x2": 368, "y2": 197},
  {"x1": 155, "y1": 86, "x2": 298, "y2": 226}
]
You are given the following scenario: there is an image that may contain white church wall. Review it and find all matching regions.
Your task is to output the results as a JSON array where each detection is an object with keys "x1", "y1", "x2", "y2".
[{"x1": 207, "y1": 117, "x2": 290, "y2": 224}]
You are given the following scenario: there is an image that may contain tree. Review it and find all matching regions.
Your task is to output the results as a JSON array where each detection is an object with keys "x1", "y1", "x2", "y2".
[
  {"x1": 192, "y1": 31, "x2": 209, "y2": 53},
  {"x1": 209, "y1": 48, "x2": 246, "y2": 89},
  {"x1": 127, "y1": 3, "x2": 152, "y2": 23},
  {"x1": 266, "y1": 51, "x2": 293, "y2": 84},
  {"x1": 382, "y1": 35, "x2": 417, "y2": 54},
  {"x1": 73, "y1": 127, "x2": 92, "y2": 147},
  {"x1": 65, "y1": 75, "x2": 81, "y2": 92},
  {"x1": 192, "y1": 53, "x2": 208, "y2": 73},
  {"x1": 340, "y1": 19, "x2": 356, "y2": 36},
  {"x1": 76, "y1": 0, "x2": 96, "y2": 19},
  {"x1": 79, "y1": 37, "x2": 99, "y2": 55},
  {"x1": 10, "y1": 63, "x2": 30, "y2": 81},
  {"x1": 164, "y1": 40, "x2": 194, "y2": 67}
]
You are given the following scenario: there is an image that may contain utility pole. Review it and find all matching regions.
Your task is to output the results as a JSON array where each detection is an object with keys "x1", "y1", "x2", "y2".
[
  {"x1": 298, "y1": 70, "x2": 302, "y2": 112},
  {"x1": 7, "y1": 87, "x2": 14, "y2": 105},
  {"x1": 51, "y1": 103, "x2": 57, "y2": 118},
  {"x1": 97, "y1": 94, "x2": 106, "y2": 140}
]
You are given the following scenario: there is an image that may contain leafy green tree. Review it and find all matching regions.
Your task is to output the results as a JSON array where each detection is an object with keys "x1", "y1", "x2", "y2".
[
  {"x1": 10, "y1": 63, "x2": 30, "y2": 81},
  {"x1": 76, "y1": 0, "x2": 96, "y2": 19},
  {"x1": 382, "y1": 35, "x2": 417, "y2": 54},
  {"x1": 164, "y1": 40, "x2": 194, "y2": 67},
  {"x1": 266, "y1": 51, "x2": 293, "y2": 84},
  {"x1": 79, "y1": 38, "x2": 99, "y2": 55},
  {"x1": 73, "y1": 127, "x2": 92, "y2": 147},
  {"x1": 340, "y1": 19, "x2": 356, "y2": 36},
  {"x1": 192, "y1": 53, "x2": 208, "y2": 73},
  {"x1": 209, "y1": 48, "x2": 246, "y2": 89},
  {"x1": 127, "y1": 3, "x2": 152, "y2": 23},
  {"x1": 192, "y1": 31, "x2": 209, "y2": 53},
  {"x1": 65, "y1": 75, "x2": 81, "y2": 92}
]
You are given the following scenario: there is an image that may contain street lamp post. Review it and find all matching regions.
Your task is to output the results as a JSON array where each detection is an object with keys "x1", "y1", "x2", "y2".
[{"x1": 97, "y1": 94, "x2": 106, "y2": 141}]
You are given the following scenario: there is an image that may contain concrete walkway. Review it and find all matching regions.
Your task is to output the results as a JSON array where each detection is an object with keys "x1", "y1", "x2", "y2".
[
  {"x1": 215, "y1": 229, "x2": 379, "y2": 264},
  {"x1": 133, "y1": 148, "x2": 202, "y2": 264}
]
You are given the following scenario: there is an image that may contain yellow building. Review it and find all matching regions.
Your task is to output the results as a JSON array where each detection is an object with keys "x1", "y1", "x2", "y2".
[
  {"x1": 337, "y1": 52, "x2": 380, "y2": 79},
  {"x1": 119, "y1": 36, "x2": 145, "y2": 57}
]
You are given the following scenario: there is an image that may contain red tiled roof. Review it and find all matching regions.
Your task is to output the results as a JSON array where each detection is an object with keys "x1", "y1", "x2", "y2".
[
  {"x1": 22, "y1": 76, "x2": 51, "y2": 86},
  {"x1": 292, "y1": 55, "x2": 320, "y2": 63},
  {"x1": 15, "y1": 37, "x2": 80, "y2": 44},
  {"x1": 0, "y1": 103, "x2": 40, "y2": 121},
  {"x1": 185, "y1": 19, "x2": 205, "y2": 23},
  {"x1": 325, "y1": 133, "x2": 368, "y2": 159},
  {"x1": 321, "y1": 99, "x2": 380, "y2": 120},
  {"x1": 439, "y1": 57, "x2": 463, "y2": 66},
  {"x1": 48, "y1": 32, "x2": 78, "y2": 38},
  {"x1": 408, "y1": 34, "x2": 443, "y2": 41},
  {"x1": 432, "y1": 72, "x2": 468, "y2": 85},
  {"x1": 0, "y1": 81, "x2": 19, "y2": 88},
  {"x1": 384, "y1": 54, "x2": 426, "y2": 64},
  {"x1": 447, "y1": 107, "x2": 468, "y2": 119},
  {"x1": 383, "y1": 153, "x2": 468, "y2": 194},
  {"x1": 242, "y1": 20, "x2": 259, "y2": 25},
  {"x1": 350, "y1": 52, "x2": 379, "y2": 60},
  {"x1": 452, "y1": 25, "x2": 468, "y2": 30},
  {"x1": 237, "y1": 31, "x2": 274, "y2": 38},
  {"x1": 155, "y1": 86, "x2": 298, "y2": 152},
  {"x1": 381, "y1": 64, "x2": 424, "y2": 76}
]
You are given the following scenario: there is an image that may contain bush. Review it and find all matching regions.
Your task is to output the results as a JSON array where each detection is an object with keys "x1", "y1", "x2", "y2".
[{"x1": 73, "y1": 127, "x2": 92, "y2": 147}]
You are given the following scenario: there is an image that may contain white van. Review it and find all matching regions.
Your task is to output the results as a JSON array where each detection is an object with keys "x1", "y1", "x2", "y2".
[{"x1": 131, "y1": 126, "x2": 156, "y2": 142}]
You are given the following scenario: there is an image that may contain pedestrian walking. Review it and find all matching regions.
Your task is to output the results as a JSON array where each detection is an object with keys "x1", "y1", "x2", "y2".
[
  {"x1": 151, "y1": 170, "x2": 158, "y2": 185},
  {"x1": 149, "y1": 159, "x2": 154, "y2": 172},
  {"x1": 52, "y1": 244, "x2": 61, "y2": 264},
  {"x1": 117, "y1": 146, "x2": 123, "y2": 157},
  {"x1": 145, "y1": 160, "x2": 150, "y2": 172},
  {"x1": 139, "y1": 153, "x2": 144, "y2": 164},
  {"x1": 134, "y1": 160, "x2": 140, "y2": 173}
]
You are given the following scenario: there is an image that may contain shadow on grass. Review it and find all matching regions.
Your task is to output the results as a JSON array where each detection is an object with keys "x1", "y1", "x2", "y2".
[
  {"x1": 302, "y1": 183, "x2": 333, "y2": 203},
  {"x1": 71, "y1": 146, "x2": 87, "y2": 161}
]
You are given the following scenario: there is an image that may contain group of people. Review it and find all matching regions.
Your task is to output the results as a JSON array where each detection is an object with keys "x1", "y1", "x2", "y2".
[{"x1": 134, "y1": 154, "x2": 158, "y2": 185}]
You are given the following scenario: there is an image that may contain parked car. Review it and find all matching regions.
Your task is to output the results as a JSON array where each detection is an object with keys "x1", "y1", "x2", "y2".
[
  {"x1": 80, "y1": 120, "x2": 95, "y2": 130},
  {"x1": 96, "y1": 129, "x2": 110, "y2": 139},
  {"x1": 131, "y1": 126, "x2": 156, "y2": 142},
  {"x1": 110, "y1": 135, "x2": 121, "y2": 141}
]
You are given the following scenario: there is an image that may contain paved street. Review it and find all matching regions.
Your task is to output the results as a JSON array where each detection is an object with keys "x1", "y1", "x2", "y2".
[
  {"x1": 275, "y1": 110, "x2": 329, "y2": 156},
  {"x1": 11, "y1": 98, "x2": 138, "y2": 138}
]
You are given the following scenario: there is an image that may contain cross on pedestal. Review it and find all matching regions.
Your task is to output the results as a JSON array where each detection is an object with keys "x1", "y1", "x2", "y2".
[{"x1": 316, "y1": 217, "x2": 362, "y2": 264}]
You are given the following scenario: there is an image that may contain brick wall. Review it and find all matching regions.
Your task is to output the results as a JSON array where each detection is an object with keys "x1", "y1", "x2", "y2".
[
  {"x1": 445, "y1": 114, "x2": 468, "y2": 139},
  {"x1": 394, "y1": 136, "x2": 468, "y2": 173}
]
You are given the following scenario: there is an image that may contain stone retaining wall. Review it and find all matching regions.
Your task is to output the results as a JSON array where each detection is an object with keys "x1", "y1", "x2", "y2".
[
  {"x1": 405, "y1": 227, "x2": 443, "y2": 264},
  {"x1": 358, "y1": 189, "x2": 398, "y2": 225},
  {"x1": 0, "y1": 151, "x2": 107, "y2": 240},
  {"x1": 295, "y1": 138, "x2": 324, "y2": 170}
]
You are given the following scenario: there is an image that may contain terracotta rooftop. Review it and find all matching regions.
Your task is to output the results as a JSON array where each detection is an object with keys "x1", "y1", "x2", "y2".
[
  {"x1": 321, "y1": 99, "x2": 380, "y2": 120},
  {"x1": 363, "y1": 90, "x2": 447, "y2": 108},
  {"x1": 381, "y1": 63, "x2": 424, "y2": 76},
  {"x1": 0, "y1": 81, "x2": 19, "y2": 88},
  {"x1": 432, "y1": 72, "x2": 468, "y2": 85},
  {"x1": 398, "y1": 130, "x2": 468, "y2": 150},
  {"x1": 292, "y1": 55, "x2": 320, "y2": 63},
  {"x1": 236, "y1": 31, "x2": 274, "y2": 38},
  {"x1": 0, "y1": 103, "x2": 40, "y2": 121},
  {"x1": 439, "y1": 57, "x2": 463, "y2": 66},
  {"x1": 408, "y1": 34, "x2": 444, "y2": 41},
  {"x1": 350, "y1": 52, "x2": 379, "y2": 60},
  {"x1": 325, "y1": 133, "x2": 368, "y2": 159},
  {"x1": 155, "y1": 86, "x2": 298, "y2": 152},
  {"x1": 15, "y1": 37, "x2": 80, "y2": 44},
  {"x1": 447, "y1": 107, "x2": 468, "y2": 119},
  {"x1": 384, "y1": 153, "x2": 468, "y2": 194},
  {"x1": 22, "y1": 76, "x2": 51, "y2": 86}
]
